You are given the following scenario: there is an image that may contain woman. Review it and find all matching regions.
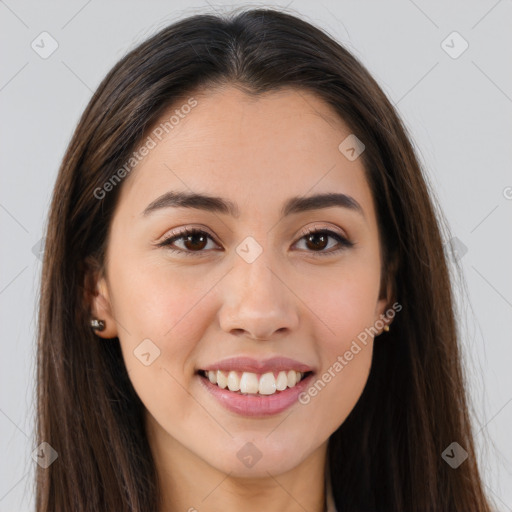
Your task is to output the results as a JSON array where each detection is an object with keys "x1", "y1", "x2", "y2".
[{"x1": 35, "y1": 7, "x2": 493, "y2": 511}]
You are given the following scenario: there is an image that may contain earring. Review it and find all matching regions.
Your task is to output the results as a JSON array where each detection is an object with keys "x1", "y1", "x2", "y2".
[
  {"x1": 90, "y1": 318, "x2": 105, "y2": 331},
  {"x1": 383, "y1": 324, "x2": 390, "y2": 332}
]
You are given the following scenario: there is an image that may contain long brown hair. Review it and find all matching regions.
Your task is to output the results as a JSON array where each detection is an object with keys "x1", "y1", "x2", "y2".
[{"x1": 36, "y1": 7, "x2": 492, "y2": 511}]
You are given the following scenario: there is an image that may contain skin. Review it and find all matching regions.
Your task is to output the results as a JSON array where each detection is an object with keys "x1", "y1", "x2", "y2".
[{"x1": 90, "y1": 84, "x2": 392, "y2": 512}]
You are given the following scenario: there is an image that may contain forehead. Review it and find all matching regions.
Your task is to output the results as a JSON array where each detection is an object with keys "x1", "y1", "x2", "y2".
[{"x1": 116, "y1": 85, "x2": 374, "y2": 222}]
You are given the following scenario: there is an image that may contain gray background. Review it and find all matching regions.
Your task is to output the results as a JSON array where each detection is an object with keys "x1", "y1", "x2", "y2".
[{"x1": 1, "y1": 0, "x2": 511, "y2": 510}]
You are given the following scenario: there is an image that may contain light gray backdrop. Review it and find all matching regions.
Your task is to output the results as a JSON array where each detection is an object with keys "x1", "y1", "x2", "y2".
[{"x1": 1, "y1": 0, "x2": 511, "y2": 510}]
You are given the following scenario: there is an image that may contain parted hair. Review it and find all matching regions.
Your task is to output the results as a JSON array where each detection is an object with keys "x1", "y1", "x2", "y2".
[{"x1": 36, "y1": 7, "x2": 492, "y2": 511}]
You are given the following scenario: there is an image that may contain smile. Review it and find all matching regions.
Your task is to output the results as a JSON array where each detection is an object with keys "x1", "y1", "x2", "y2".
[
  {"x1": 197, "y1": 367, "x2": 315, "y2": 417},
  {"x1": 198, "y1": 369, "x2": 310, "y2": 395}
]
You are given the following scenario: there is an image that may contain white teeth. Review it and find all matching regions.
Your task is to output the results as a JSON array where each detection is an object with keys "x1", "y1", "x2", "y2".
[
  {"x1": 276, "y1": 371, "x2": 288, "y2": 391},
  {"x1": 203, "y1": 369, "x2": 307, "y2": 395},
  {"x1": 216, "y1": 370, "x2": 227, "y2": 389},
  {"x1": 258, "y1": 372, "x2": 277, "y2": 395},
  {"x1": 227, "y1": 371, "x2": 240, "y2": 391},
  {"x1": 240, "y1": 372, "x2": 259, "y2": 394}
]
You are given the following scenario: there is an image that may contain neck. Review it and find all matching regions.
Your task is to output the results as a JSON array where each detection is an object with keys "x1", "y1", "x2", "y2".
[{"x1": 147, "y1": 418, "x2": 328, "y2": 512}]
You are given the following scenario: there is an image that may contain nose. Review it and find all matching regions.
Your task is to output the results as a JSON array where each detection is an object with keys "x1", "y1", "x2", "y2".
[{"x1": 218, "y1": 251, "x2": 300, "y2": 341}]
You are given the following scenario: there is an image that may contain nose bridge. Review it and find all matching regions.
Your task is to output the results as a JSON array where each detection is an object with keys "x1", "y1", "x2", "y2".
[
  {"x1": 239, "y1": 247, "x2": 279, "y2": 300},
  {"x1": 232, "y1": 240, "x2": 285, "y2": 311},
  {"x1": 219, "y1": 236, "x2": 299, "y2": 339}
]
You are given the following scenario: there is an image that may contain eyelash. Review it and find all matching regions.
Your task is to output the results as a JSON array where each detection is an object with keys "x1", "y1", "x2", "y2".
[{"x1": 156, "y1": 226, "x2": 354, "y2": 257}]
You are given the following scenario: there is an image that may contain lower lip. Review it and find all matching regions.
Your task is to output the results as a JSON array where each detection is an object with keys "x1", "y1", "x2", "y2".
[{"x1": 197, "y1": 372, "x2": 314, "y2": 417}]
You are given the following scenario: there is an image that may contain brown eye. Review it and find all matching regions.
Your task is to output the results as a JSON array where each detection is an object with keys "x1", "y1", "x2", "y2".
[
  {"x1": 157, "y1": 228, "x2": 219, "y2": 256},
  {"x1": 304, "y1": 232, "x2": 329, "y2": 251},
  {"x1": 181, "y1": 232, "x2": 208, "y2": 251},
  {"x1": 157, "y1": 227, "x2": 353, "y2": 257},
  {"x1": 295, "y1": 228, "x2": 354, "y2": 255}
]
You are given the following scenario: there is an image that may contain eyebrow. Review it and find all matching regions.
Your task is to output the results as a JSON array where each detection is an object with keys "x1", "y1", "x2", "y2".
[{"x1": 141, "y1": 190, "x2": 365, "y2": 220}]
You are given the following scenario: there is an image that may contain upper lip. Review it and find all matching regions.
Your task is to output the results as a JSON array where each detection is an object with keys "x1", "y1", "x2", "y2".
[{"x1": 199, "y1": 356, "x2": 315, "y2": 374}]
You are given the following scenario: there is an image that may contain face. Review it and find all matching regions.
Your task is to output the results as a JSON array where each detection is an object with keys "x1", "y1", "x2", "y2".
[{"x1": 90, "y1": 84, "x2": 391, "y2": 479}]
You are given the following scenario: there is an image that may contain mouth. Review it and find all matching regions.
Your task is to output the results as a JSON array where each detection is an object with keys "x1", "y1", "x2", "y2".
[
  {"x1": 197, "y1": 369, "x2": 314, "y2": 396},
  {"x1": 196, "y1": 356, "x2": 316, "y2": 417}
]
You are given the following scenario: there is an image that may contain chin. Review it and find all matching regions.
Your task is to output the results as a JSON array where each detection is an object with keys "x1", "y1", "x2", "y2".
[
  {"x1": 201, "y1": 436, "x2": 314, "y2": 477},
  {"x1": 211, "y1": 456, "x2": 304, "y2": 478}
]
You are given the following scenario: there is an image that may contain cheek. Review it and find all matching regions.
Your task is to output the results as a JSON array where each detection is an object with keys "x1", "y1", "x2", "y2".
[
  {"x1": 108, "y1": 257, "x2": 213, "y2": 403},
  {"x1": 302, "y1": 256, "x2": 382, "y2": 346},
  {"x1": 294, "y1": 258, "x2": 380, "y2": 419},
  {"x1": 111, "y1": 255, "x2": 213, "y2": 340}
]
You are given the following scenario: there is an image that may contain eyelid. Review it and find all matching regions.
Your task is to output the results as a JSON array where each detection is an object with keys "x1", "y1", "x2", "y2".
[
  {"x1": 156, "y1": 224, "x2": 219, "y2": 245},
  {"x1": 297, "y1": 222, "x2": 348, "y2": 240},
  {"x1": 158, "y1": 222, "x2": 347, "y2": 243}
]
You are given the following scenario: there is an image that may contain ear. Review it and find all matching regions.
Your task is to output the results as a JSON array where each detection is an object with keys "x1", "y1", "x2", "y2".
[
  {"x1": 374, "y1": 250, "x2": 399, "y2": 330},
  {"x1": 83, "y1": 256, "x2": 118, "y2": 339}
]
